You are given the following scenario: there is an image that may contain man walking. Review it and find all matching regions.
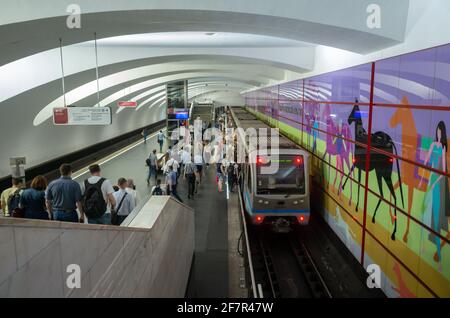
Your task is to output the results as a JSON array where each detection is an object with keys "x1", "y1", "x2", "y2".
[
  {"x1": 113, "y1": 178, "x2": 135, "y2": 225},
  {"x1": 157, "y1": 130, "x2": 165, "y2": 153},
  {"x1": 81, "y1": 164, "x2": 116, "y2": 224},
  {"x1": 45, "y1": 164, "x2": 84, "y2": 223},
  {"x1": 184, "y1": 159, "x2": 197, "y2": 199},
  {"x1": 146, "y1": 149, "x2": 158, "y2": 186},
  {"x1": 166, "y1": 166, "x2": 183, "y2": 203}
]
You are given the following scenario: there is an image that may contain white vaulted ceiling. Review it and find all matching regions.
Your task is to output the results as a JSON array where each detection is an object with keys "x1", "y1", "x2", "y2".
[{"x1": 3, "y1": 0, "x2": 450, "y2": 176}]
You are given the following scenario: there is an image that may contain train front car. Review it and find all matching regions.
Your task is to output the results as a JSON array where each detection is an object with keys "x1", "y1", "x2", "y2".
[{"x1": 244, "y1": 149, "x2": 310, "y2": 232}]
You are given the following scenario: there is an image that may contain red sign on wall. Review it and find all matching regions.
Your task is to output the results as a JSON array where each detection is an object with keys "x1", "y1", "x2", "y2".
[
  {"x1": 53, "y1": 108, "x2": 69, "y2": 124},
  {"x1": 117, "y1": 101, "x2": 137, "y2": 107}
]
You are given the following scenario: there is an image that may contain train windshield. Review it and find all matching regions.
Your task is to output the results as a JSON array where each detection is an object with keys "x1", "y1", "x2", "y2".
[{"x1": 256, "y1": 155, "x2": 305, "y2": 195}]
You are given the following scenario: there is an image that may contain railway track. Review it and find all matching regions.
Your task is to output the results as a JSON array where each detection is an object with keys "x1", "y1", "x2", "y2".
[{"x1": 250, "y1": 230, "x2": 332, "y2": 298}]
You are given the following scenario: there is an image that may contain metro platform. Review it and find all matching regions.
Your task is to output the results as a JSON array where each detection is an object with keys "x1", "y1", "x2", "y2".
[{"x1": 0, "y1": 124, "x2": 383, "y2": 298}]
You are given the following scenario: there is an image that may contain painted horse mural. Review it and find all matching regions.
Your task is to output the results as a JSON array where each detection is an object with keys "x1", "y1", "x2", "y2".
[
  {"x1": 321, "y1": 104, "x2": 353, "y2": 205},
  {"x1": 342, "y1": 99, "x2": 405, "y2": 240},
  {"x1": 389, "y1": 96, "x2": 428, "y2": 243}
]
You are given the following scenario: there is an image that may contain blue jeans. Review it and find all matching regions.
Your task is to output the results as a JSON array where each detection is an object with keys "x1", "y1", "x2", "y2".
[
  {"x1": 158, "y1": 140, "x2": 163, "y2": 153},
  {"x1": 148, "y1": 165, "x2": 157, "y2": 183},
  {"x1": 88, "y1": 213, "x2": 111, "y2": 225},
  {"x1": 24, "y1": 210, "x2": 49, "y2": 220},
  {"x1": 53, "y1": 210, "x2": 78, "y2": 223}
]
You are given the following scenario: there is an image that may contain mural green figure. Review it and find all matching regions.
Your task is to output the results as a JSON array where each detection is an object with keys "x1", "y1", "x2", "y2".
[{"x1": 419, "y1": 121, "x2": 449, "y2": 265}]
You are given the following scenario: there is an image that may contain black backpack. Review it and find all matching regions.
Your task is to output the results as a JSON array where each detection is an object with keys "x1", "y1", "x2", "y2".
[
  {"x1": 83, "y1": 178, "x2": 107, "y2": 218},
  {"x1": 146, "y1": 158, "x2": 151, "y2": 166},
  {"x1": 152, "y1": 186, "x2": 163, "y2": 196},
  {"x1": 7, "y1": 189, "x2": 22, "y2": 217}
]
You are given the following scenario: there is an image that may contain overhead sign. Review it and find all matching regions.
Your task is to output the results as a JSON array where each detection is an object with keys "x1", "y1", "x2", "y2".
[
  {"x1": 53, "y1": 107, "x2": 112, "y2": 125},
  {"x1": 117, "y1": 101, "x2": 137, "y2": 107},
  {"x1": 175, "y1": 112, "x2": 189, "y2": 120}
]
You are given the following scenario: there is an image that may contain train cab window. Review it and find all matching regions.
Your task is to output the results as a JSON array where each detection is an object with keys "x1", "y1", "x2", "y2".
[{"x1": 256, "y1": 155, "x2": 305, "y2": 195}]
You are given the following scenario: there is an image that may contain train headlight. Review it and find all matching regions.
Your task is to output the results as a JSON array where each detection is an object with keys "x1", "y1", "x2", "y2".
[
  {"x1": 293, "y1": 201, "x2": 298, "y2": 205},
  {"x1": 264, "y1": 201, "x2": 269, "y2": 205},
  {"x1": 258, "y1": 199, "x2": 263, "y2": 203}
]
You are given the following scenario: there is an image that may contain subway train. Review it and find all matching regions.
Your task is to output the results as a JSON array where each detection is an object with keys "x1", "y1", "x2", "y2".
[{"x1": 229, "y1": 107, "x2": 311, "y2": 232}]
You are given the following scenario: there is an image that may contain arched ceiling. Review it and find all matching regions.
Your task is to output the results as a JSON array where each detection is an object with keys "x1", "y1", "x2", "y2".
[{"x1": 0, "y1": 0, "x2": 415, "y2": 128}]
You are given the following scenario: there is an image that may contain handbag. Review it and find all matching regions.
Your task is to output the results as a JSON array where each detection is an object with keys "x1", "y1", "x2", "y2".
[
  {"x1": 12, "y1": 207, "x2": 25, "y2": 218},
  {"x1": 111, "y1": 192, "x2": 128, "y2": 226}
]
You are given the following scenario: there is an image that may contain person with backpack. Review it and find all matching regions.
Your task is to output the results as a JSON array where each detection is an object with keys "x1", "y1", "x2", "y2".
[
  {"x1": 166, "y1": 166, "x2": 183, "y2": 203},
  {"x1": 20, "y1": 175, "x2": 49, "y2": 220},
  {"x1": 183, "y1": 159, "x2": 197, "y2": 199},
  {"x1": 227, "y1": 161, "x2": 236, "y2": 193},
  {"x1": 1, "y1": 177, "x2": 24, "y2": 217},
  {"x1": 80, "y1": 164, "x2": 116, "y2": 225},
  {"x1": 216, "y1": 160, "x2": 226, "y2": 192},
  {"x1": 146, "y1": 149, "x2": 158, "y2": 186},
  {"x1": 151, "y1": 179, "x2": 165, "y2": 196},
  {"x1": 45, "y1": 164, "x2": 84, "y2": 223},
  {"x1": 157, "y1": 130, "x2": 165, "y2": 153},
  {"x1": 112, "y1": 178, "x2": 135, "y2": 225}
]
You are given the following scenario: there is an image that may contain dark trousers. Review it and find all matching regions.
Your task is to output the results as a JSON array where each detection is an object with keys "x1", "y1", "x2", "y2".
[
  {"x1": 158, "y1": 140, "x2": 163, "y2": 153},
  {"x1": 116, "y1": 215, "x2": 128, "y2": 225},
  {"x1": 228, "y1": 175, "x2": 236, "y2": 192},
  {"x1": 170, "y1": 184, "x2": 183, "y2": 203},
  {"x1": 187, "y1": 174, "x2": 196, "y2": 197},
  {"x1": 147, "y1": 165, "x2": 157, "y2": 183},
  {"x1": 53, "y1": 210, "x2": 78, "y2": 223}
]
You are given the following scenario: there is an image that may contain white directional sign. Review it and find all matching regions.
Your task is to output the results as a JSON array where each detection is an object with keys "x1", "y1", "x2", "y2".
[{"x1": 53, "y1": 107, "x2": 112, "y2": 125}]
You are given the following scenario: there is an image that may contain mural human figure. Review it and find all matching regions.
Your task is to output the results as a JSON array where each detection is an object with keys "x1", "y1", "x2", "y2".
[
  {"x1": 312, "y1": 109, "x2": 319, "y2": 154},
  {"x1": 332, "y1": 119, "x2": 347, "y2": 200},
  {"x1": 389, "y1": 96, "x2": 428, "y2": 243},
  {"x1": 321, "y1": 106, "x2": 353, "y2": 205},
  {"x1": 343, "y1": 99, "x2": 404, "y2": 241},
  {"x1": 418, "y1": 121, "x2": 449, "y2": 264}
]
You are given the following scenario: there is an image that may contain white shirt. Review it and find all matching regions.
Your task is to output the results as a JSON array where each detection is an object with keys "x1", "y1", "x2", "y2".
[
  {"x1": 164, "y1": 158, "x2": 179, "y2": 174},
  {"x1": 80, "y1": 176, "x2": 115, "y2": 213},
  {"x1": 125, "y1": 187, "x2": 139, "y2": 206},
  {"x1": 181, "y1": 150, "x2": 191, "y2": 164},
  {"x1": 194, "y1": 154, "x2": 203, "y2": 165},
  {"x1": 113, "y1": 189, "x2": 135, "y2": 216}
]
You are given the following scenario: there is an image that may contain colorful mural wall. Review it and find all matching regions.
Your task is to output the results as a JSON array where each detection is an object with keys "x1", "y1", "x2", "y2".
[{"x1": 243, "y1": 44, "x2": 450, "y2": 298}]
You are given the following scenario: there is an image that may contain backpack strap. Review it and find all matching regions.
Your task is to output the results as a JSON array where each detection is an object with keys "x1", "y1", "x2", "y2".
[
  {"x1": 116, "y1": 192, "x2": 128, "y2": 214},
  {"x1": 85, "y1": 177, "x2": 105, "y2": 190}
]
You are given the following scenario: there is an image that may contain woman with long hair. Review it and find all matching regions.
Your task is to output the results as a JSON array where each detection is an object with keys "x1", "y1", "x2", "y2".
[
  {"x1": 420, "y1": 121, "x2": 449, "y2": 265},
  {"x1": 19, "y1": 175, "x2": 49, "y2": 220}
]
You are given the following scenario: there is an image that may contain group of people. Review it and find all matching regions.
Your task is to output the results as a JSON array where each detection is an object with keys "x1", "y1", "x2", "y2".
[
  {"x1": 146, "y1": 145, "x2": 203, "y2": 202},
  {"x1": 0, "y1": 163, "x2": 138, "y2": 226}
]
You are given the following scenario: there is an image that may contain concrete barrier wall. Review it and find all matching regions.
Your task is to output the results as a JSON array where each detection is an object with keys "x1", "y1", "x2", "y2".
[{"x1": 0, "y1": 196, "x2": 194, "y2": 298}]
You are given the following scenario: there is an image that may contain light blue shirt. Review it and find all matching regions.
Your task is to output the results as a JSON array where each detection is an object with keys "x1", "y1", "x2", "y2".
[{"x1": 113, "y1": 189, "x2": 135, "y2": 216}]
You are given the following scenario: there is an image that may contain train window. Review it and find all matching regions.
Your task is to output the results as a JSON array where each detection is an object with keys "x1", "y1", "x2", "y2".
[{"x1": 256, "y1": 155, "x2": 305, "y2": 195}]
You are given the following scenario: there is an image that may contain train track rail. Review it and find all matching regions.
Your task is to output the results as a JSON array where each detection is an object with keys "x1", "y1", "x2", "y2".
[{"x1": 251, "y1": 231, "x2": 332, "y2": 298}]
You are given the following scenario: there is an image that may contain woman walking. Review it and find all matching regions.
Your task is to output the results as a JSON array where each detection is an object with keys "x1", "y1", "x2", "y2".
[{"x1": 20, "y1": 175, "x2": 49, "y2": 220}]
